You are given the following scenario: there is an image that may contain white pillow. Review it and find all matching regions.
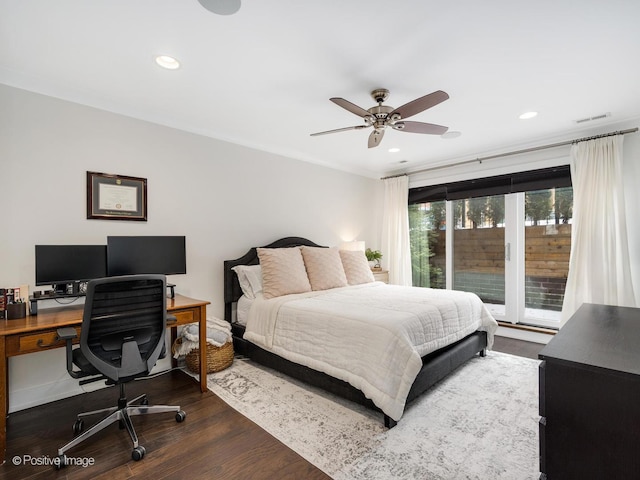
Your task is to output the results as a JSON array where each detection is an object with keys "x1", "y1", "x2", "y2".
[
  {"x1": 236, "y1": 294, "x2": 253, "y2": 326},
  {"x1": 339, "y1": 249, "x2": 375, "y2": 285},
  {"x1": 257, "y1": 247, "x2": 312, "y2": 299},
  {"x1": 301, "y1": 246, "x2": 348, "y2": 291},
  {"x1": 232, "y1": 264, "x2": 263, "y2": 299}
]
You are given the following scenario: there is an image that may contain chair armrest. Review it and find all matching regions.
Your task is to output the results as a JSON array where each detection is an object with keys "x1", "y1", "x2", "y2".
[
  {"x1": 57, "y1": 327, "x2": 78, "y2": 340},
  {"x1": 57, "y1": 327, "x2": 82, "y2": 379}
]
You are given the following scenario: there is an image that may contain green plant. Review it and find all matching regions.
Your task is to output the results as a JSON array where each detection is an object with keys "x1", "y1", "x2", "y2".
[{"x1": 365, "y1": 248, "x2": 382, "y2": 262}]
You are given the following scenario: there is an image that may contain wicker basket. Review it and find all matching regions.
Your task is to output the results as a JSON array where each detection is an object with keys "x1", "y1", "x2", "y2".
[{"x1": 173, "y1": 337, "x2": 234, "y2": 374}]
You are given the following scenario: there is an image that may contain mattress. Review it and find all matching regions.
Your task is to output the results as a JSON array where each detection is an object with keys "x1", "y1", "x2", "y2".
[{"x1": 243, "y1": 282, "x2": 497, "y2": 420}]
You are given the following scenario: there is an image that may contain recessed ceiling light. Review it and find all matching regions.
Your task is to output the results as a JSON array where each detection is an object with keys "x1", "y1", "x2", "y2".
[
  {"x1": 519, "y1": 111, "x2": 538, "y2": 120},
  {"x1": 441, "y1": 131, "x2": 462, "y2": 139},
  {"x1": 388, "y1": 147, "x2": 400, "y2": 153},
  {"x1": 155, "y1": 55, "x2": 181, "y2": 70}
]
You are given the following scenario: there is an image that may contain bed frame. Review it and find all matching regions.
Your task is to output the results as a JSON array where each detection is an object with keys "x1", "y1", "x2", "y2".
[{"x1": 223, "y1": 236, "x2": 487, "y2": 428}]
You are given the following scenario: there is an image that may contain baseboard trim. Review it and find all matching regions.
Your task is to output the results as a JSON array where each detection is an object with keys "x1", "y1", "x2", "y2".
[
  {"x1": 497, "y1": 321, "x2": 557, "y2": 335},
  {"x1": 496, "y1": 324, "x2": 554, "y2": 345}
]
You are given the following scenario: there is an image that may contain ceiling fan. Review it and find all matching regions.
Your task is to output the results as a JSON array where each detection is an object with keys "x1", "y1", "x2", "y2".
[{"x1": 311, "y1": 88, "x2": 450, "y2": 148}]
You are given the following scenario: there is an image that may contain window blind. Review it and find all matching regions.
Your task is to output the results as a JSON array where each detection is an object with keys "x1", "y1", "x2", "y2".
[{"x1": 408, "y1": 165, "x2": 571, "y2": 204}]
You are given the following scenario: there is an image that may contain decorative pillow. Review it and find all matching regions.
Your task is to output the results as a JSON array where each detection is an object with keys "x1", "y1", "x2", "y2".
[
  {"x1": 231, "y1": 264, "x2": 263, "y2": 299},
  {"x1": 339, "y1": 249, "x2": 375, "y2": 285},
  {"x1": 301, "y1": 246, "x2": 348, "y2": 291},
  {"x1": 257, "y1": 247, "x2": 312, "y2": 299}
]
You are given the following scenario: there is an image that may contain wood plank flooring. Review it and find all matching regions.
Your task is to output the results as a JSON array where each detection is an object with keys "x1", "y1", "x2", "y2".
[{"x1": 0, "y1": 336, "x2": 542, "y2": 479}]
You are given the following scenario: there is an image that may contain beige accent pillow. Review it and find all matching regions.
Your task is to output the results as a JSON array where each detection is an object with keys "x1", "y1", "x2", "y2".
[
  {"x1": 301, "y1": 246, "x2": 348, "y2": 291},
  {"x1": 339, "y1": 249, "x2": 375, "y2": 285},
  {"x1": 257, "y1": 247, "x2": 312, "y2": 299}
]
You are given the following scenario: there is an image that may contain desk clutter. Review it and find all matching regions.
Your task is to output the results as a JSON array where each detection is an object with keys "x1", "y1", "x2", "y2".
[
  {"x1": 1, "y1": 286, "x2": 28, "y2": 319},
  {"x1": 172, "y1": 318, "x2": 234, "y2": 373}
]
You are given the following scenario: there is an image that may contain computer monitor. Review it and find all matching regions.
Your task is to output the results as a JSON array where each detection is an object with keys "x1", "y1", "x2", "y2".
[
  {"x1": 107, "y1": 236, "x2": 186, "y2": 276},
  {"x1": 35, "y1": 245, "x2": 108, "y2": 290}
]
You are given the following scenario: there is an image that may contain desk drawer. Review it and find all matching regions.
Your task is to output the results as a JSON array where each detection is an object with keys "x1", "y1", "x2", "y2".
[
  {"x1": 172, "y1": 309, "x2": 197, "y2": 325},
  {"x1": 6, "y1": 327, "x2": 81, "y2": 356}
]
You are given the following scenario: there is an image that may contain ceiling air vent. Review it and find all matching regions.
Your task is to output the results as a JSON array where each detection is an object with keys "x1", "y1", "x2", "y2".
[{"x1": 575, "y1": 112, "x2": 611, "y2": 124}]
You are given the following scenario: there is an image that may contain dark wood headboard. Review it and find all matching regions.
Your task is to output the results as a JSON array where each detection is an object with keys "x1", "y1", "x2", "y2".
[{"x1": 223, "y1": 236, "x2": 324, "y2": 322}]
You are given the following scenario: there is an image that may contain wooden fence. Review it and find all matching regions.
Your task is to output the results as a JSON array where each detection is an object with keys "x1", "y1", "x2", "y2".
[
  {"x1": 432, "y1": 224, "x2": 571, "y2": 277},
  {"x1": 429, "y1": 224, "x2": 571, "y2": 310}
]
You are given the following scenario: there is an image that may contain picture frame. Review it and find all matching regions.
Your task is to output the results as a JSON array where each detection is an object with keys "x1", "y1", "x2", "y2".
[{"x1": 86, "y1": 171, "x2": 147, "y2": 221}]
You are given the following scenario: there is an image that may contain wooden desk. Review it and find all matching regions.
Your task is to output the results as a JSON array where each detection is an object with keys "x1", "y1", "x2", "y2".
[{"x1": 0, "y1": 294, "x2": 209, "y2": 464}]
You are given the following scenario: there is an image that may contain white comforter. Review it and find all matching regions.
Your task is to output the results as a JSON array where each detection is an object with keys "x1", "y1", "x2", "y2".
[{"x1": 244, "y1": 282, "x2": 498, "y2": 421}]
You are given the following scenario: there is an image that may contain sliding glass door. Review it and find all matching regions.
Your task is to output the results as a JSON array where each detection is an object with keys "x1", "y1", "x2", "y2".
[
  {"x1": 409, "y1": 186, "x2": 572, "y2": 328},
  {"x1": 523, "y1": 187, "x2": 572, "y2": 327},
  {"x1": 451, "y1": 194, "x2": 506, "y2": 318}
]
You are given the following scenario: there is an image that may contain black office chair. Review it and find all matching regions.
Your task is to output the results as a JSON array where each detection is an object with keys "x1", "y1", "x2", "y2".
[{"x1": 56, "y1": 275, "x2": 186, "y2": 467}]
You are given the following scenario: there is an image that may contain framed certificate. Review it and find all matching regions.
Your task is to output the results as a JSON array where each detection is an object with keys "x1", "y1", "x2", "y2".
[{"x1": 86, "y1": 171, "x2": 147, "y2": 221}]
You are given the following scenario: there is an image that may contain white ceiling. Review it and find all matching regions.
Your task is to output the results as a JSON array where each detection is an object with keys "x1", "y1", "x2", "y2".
[{"x1": 2, "y1": 0, "x2": 640, "y2": 178}]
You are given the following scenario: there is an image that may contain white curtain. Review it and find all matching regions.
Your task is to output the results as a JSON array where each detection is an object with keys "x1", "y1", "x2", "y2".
[
  {"x1": 381, "y1": 175, "x2": 412, "y2": 286},
  {"x1": 561, "y1": 135, "x2": 636, "y2": 324}
]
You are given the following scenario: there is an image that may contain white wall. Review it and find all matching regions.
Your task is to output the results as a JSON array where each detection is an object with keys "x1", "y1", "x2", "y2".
[{"x1": 0, "y1": 84, "x2": 383, "y2": 411}]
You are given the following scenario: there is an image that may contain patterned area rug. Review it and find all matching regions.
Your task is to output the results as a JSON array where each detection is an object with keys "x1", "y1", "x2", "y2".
[{"x1": 205, "y1": 351, "x2": 540, "y2": 480}]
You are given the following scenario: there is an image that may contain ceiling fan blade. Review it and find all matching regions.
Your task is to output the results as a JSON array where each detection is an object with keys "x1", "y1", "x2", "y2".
[
  {"x1": 392, "y1": 121, "x2": 449, "y2": 135},
  {"x1": 389, "y1": 90, "x2": 449, "y2": 120},
  {"x1": 330, "y1": 97, "x2": 372, "y2": 118},
  {"x1": 310, "y1": 125, "x2": 369, "y2": 136},
  {"x1": 368, "y1": 129, "x2": 384, "y2": 148}
]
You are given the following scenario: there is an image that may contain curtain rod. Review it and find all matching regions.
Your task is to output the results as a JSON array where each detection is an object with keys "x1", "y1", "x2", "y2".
[{"x1": 381, "y1": 127, "x2": 639, "y2": 180}]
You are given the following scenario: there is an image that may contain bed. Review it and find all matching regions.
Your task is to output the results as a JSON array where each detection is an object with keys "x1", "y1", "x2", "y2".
[{"x1": 223, "y1": 236, "x2": 497, "y2": 427}]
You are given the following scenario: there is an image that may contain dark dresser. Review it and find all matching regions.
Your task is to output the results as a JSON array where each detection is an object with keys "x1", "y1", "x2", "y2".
[{"x1": 538, "y1": 303, "x2": 640, "y2": 479}]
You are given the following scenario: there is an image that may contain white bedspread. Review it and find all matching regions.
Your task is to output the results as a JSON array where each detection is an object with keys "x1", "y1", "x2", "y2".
[{"x1": 243, "y1": 282, "x2": 498, "y2": 421}]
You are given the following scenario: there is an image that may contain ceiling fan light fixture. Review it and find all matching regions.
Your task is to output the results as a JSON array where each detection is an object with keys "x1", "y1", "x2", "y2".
[
  {"x1": 155, "y1": 55, "x2": 180, "y2": 70},
  {"x1": 311, "y1": 88, "x2": 450, "y2": 149},
  {"x1": 197, "y1": 0, "x2": 241, "y2": 15}
]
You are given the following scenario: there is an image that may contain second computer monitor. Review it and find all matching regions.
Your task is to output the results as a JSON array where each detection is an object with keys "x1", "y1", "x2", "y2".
[{"x1": 107, "y1": 236, "x2": 186, "y2": 276}]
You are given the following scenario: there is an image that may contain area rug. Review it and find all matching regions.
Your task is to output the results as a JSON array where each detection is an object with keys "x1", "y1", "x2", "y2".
[{"x1": 204, "y1": 351, "x2": 540, "y2": 480}]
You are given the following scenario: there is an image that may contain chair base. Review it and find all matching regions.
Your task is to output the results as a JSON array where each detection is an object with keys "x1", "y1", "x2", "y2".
[{"x1": 57, "y1": 383, "x2": 185, "y2": 466}]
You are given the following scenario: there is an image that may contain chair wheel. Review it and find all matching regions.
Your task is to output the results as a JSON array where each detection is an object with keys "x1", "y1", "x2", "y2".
[
  {"x1": 132, "y1": 445, "x2": 146, "y2": 461},
  {"x1": 175, "y1": 410, "x2": 186, "y2": 423},
  {"x1": 73, "y1": 419, "x2": 84, "y2": 435},
  {"x1": 55, "y1": 454, "x2": 67, "y2": 470}
]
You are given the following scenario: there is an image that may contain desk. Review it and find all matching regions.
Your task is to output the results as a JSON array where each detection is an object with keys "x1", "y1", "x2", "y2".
[{"x1": 0, "y1": 294, "x2": 209, "y2": 464}]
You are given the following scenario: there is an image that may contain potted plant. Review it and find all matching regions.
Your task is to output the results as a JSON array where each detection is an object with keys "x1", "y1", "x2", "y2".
[{"x1": 365, "y1": 248, "x2": 382, "y2": 270}]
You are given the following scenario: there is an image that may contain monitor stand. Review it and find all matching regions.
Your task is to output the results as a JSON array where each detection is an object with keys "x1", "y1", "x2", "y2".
[
  {"x1": 54, "y1": 282, "x2": 80, "y2": 295},
  {"x1": 167, "y1": 283, "x2": 176, "y2": 299}
]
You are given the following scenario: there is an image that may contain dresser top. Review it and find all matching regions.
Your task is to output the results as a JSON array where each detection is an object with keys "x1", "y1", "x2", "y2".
[{"x1": 539, "y1": 303, "x2": 640, "y2": 376}]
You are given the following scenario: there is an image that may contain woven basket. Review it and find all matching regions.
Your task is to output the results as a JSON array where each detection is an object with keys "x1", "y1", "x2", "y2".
[{"x1": 173, "y1": 337, "x2": 234, "y2": 374}]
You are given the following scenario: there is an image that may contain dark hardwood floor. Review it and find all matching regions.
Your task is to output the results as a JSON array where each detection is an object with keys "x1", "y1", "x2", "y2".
[
  {"x1": 492, "y1": 334, "x2": 545, "y2": 359},
  {"x1": 0, "y1": 370, "x2": 330, "y2": 480},
  {"x1": 0, "y1": 336, "x2": 542, "y2": 480}
]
